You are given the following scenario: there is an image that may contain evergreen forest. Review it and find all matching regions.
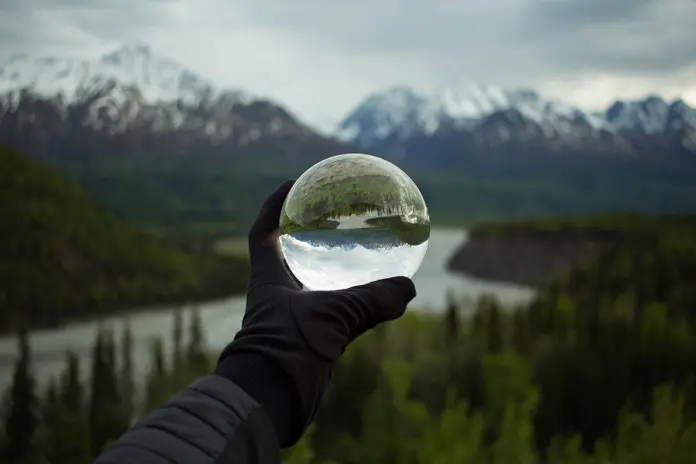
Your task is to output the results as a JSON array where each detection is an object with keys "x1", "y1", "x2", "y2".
[{"x1": 3, "y1": 213, "x2": 696, "y2": 463}]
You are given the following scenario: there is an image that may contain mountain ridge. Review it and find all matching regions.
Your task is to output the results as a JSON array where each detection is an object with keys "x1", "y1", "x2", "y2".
[
  {"x1": 0, "y1": 44, "x2": 350, "y2": 168},
  {"x1": 2, "y1": 45, "x2": 696, "y2": 238},
  {"x1": 1, "y1": 40, "x2": 696, "y2": 228},
  {"x1": 0, "y1": 43, "x2": 252, "y2": 107},
  {"x1": 336, "y1": 84, "x2": 696, "y2": 164},
  {"x1": 2, "y1": 44, "x2": 694, "y2": 166}
]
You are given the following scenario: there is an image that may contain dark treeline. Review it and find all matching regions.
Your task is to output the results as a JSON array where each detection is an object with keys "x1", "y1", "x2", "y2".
[
  {"x1": 2, "y1": 214, "x2": 696, "y2": 463},
  {"x1": 59, "y1": 155, "x2": 696, "y2": 233}
]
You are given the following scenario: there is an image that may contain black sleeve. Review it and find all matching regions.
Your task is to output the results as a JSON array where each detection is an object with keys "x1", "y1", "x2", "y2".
[
  {"x1": 214, "y1": 352, "x2": 300, "y2": 448},
  {"x1": 93, "y1": 376, "x2": 281, "y2": 464}
]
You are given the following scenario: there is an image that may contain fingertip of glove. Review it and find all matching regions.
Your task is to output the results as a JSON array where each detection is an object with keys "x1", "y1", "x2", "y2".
[
  {"x1": 278, "y1": 179, "x2": 296, "y2": 194},
  {"x1": 382, "y1": 276, "x2": 417, "y2": 303},
  {"x1": 267, "y1": 180, "x2": 296, "y2": 207}
]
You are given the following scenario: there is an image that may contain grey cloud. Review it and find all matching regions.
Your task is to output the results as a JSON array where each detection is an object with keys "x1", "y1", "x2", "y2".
[
  {"x1": 230, "y1": 0, "x2": 527, "y2": 53},
  {"x1": 223, "y1": 0, "x2": 696, "y2": 81},
  {"x1": 529, "y1": 0, "x2": 654, "y2": 29},
  {"x1": 3, "y1": 0, "x2": 693, "y2": 77},
  {"x1": 0, "y1": 0, "x2": 126, "y2": 12},
  {"x1": 564, "y1": 40, "x2": 696, "y2": 75},
  {"x1": 0, "y1": 0, "x2": 694, "y2": 123},
  {"x1": 0, "y1": 0, "x2": 171, "y2": 58},
  {"x1": 66, "y1": 6, "x2": 170, "y2": 41},
  {"x1": 0, "y1": 0, "x2": 160, "y2": 7},
  {"x1": 521, "y1": 0, "x2": 696, "y2": 75}
]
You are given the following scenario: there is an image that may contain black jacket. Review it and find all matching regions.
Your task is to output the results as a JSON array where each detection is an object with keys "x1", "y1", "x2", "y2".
[{"x1": 94, "y1": 352, "x2": 294, "y2": 464}]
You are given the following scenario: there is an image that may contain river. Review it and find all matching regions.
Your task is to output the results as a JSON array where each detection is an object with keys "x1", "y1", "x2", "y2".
[{"x1": 0, "y1": 228, "x2": 535, "y2": 393}]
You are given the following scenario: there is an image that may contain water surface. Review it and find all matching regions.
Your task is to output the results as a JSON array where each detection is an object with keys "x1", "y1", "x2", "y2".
[{"x1": 0, "y1": 228, "x2": 534, "y2": 392}]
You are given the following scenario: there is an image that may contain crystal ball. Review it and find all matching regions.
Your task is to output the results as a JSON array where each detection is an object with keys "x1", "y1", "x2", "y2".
[{"x1": 278, "y1": 153, "x2": 430, "y2": 291}]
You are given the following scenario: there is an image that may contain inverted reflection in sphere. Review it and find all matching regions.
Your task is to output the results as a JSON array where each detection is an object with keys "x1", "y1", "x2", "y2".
[{"x1": 279, "y1": 153, "x2": 430, "y2": 291}]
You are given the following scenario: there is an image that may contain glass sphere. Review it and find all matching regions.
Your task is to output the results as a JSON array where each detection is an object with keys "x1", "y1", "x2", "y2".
[{"x1": 279, "y1": 153, "x2": 430, "y2": 291}]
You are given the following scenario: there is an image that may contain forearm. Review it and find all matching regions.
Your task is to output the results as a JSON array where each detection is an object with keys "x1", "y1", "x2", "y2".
[
  {"x1": 94, "y1": 376, "x2": 280, "y2": 464},
  {"x1": 214, "y1": 352, "x2": 300, "y2": 447}
]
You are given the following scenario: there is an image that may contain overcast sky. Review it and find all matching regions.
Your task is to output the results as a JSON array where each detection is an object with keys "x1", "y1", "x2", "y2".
[{"x1": 1, "y1": 0, "x2": 695, "y2": 131}]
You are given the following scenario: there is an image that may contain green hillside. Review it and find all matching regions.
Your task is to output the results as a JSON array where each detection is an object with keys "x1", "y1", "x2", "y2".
[
  {"x1": 54, "y1": 153, "x2": 696, "y2": 236},
  {"x1": 0, "y1": 147, "x2": 249, "y2": 332}
]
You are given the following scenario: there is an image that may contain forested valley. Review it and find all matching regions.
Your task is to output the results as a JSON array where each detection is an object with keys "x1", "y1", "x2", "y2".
[{"x1": 3, "y1": 214, "x2": 696, "y2": 463}]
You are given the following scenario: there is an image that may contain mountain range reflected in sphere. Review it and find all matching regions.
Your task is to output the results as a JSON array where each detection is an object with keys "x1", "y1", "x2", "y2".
[{"x1": 279, "y1": 153, "x2": 430, "y2": 291}]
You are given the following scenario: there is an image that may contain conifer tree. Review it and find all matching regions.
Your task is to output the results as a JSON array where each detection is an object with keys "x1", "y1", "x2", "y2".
[
  {"x1": 3, "y1": 328, "x2": 38, "y2": 464},
  {"x1": 89, "y1": 327, "x2": 126, "y2": 457},
  {"x1": 120, "y1": 321, "x2": 135, "y2": 424},
  {"x1": 187, "y1": 307, "x2": 207, "y2": 374},
  {"x1": 60, "y1": 351, "x2": 83, "y2": 414},
  {"x1": 88, "y1": 326, "x2": 107, "y2": 456},
  {"x1": 444, "y1": 291, "x2": 460, "y2": 347},
  {"x1": 486, "y1": 299, "x2": 504, "y2": 353},
  {"x1": 39, "y1": 380, "x2": 60, "y2": 464},
  {"x1": 145, "y1": 337, "x2": 169, "y2": 413},
  {"x1": 43, "y1": 357, "x2": 91, "y2": 464},
  {"x1": 172, "y1": 308, "x2": 184, "y2": 368},
  {"x1": 511, "y1": 310, "x2": 532, "y2": 355}
]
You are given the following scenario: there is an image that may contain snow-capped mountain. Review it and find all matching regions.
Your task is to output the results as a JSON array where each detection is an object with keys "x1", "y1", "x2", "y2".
[
  {"x1": 0, "y1": 43, "x2": 259, "y2": 136},
  {"x1": 336, "y1": 87, "x2": 428, "y2": 146},
  {"x1": 338, "y1": 84, "x2": 608, "y2": 142},
  {"x1": 1, "y1": 44, "x2": 695, "y2": 167},
  {"x1": 606, "y1": 97, "x2": 696, "y2": 134},
  {"x1": 0, "y1": 43, "x2": 248, "y2": 106},
  {"x1": 337, "y1": 83, "x2": 696, "y2": 163},
  {"x1": 0, "y1": 44, "x2": 346, "y2": 163}
]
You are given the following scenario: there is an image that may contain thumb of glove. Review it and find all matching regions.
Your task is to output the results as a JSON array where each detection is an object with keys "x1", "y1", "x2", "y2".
[{"x1": 341, "y1": 276, "x2": 416, "y2": 331}]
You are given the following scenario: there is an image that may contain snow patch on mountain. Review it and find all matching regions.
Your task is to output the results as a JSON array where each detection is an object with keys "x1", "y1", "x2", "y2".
[
  {"x1": 606, "y1": 96, "x2": 671, "y2": 135},
  {"x1": 0, "y1": 43, "x2": 252, "y2": 109},
  {"x1": 336, "y1": 86, "x2": 427, "y2": 144},
  {"x1": 606, "y1": 96, "x2": 696, "y2": 136},
  {"x1": 0, "y1": 44, "x2": 269, "y2": 137},
  {"x1": 338, "y1": 82, "x2": 695, "y2": 146},
  {"x1": 337, "y1": 82, "x2": 613, "y2": 145}
]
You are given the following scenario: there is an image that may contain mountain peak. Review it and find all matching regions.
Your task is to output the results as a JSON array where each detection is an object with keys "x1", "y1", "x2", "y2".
[
  {"x1": 337, "y1": 81, "x2": 696, "y2": 158},
  {"x1": 0, "y1": 44, "x2": 251, "y2": 106},
  {"x1": 436, "y1": 82, "x2": 511, "y2": 119},
  {"x1": 99, "y1": 42, "x2": 158, "y2": 64},
  {"x1": 605, "y1": 95, "x2": 676, "y2": 135},
  {"x1": 357, "y1": 86, "x2": 425, "y2": 109},
  {"x1": 336, "y1": 86, "x2": 427, "y2": 143},
  {"x1": 378, "y1": 85, "x2": 422, "y2": 98}
]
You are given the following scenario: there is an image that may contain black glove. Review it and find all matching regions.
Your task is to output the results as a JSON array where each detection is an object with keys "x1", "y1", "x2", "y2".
[{"x1": 218, "y1": 180, "x2": 416, "y2": 446}]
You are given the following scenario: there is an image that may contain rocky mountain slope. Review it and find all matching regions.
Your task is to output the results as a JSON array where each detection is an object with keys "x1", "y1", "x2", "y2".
[
  {"x1": 0, "y1": 44, "x2": 347, "y2": 166},
  {"x1": 337, "y1": 85, "x2": 696, "y2": 166}
]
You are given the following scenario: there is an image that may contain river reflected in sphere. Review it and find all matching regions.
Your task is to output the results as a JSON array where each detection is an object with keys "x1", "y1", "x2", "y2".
[{"x1": 279, "y1": 153, "x2": 430, "y2": 291}]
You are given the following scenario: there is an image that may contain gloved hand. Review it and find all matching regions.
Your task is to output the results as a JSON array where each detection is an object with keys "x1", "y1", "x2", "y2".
[{"x1": 219, "y1": 180, "x2": 416, "y2": 446}]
